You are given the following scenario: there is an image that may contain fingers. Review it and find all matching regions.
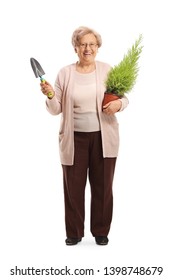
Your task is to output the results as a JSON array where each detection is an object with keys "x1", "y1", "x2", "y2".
[
  {"x1": 103, "y1": 104, "x2": 113, "y2": 115},
  {"x1": 102, "y1": 101, "x2": 114, "y2": 114},
  {"x1": 40, "y1": 81, "x2": 54, "y2": 96},
  {"x1": 103, "y1": 109, "x2": 112, "y2": 115},
  {"x1": 102, "y1": 101, "x2": 111, "y2": 109},
  {"x1": 103, "y1": 100, "x2": 122, "y2": 114}
]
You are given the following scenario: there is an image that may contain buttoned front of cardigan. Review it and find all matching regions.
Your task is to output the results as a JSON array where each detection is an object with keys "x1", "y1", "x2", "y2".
[{"x1": 46, "y1": 61, "x2": 129, "y2": 165}]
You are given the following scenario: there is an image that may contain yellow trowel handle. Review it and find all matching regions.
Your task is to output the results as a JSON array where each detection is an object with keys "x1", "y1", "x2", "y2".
[{"x1": 40, "y1": 77, "x2": 54, "y2": 98}]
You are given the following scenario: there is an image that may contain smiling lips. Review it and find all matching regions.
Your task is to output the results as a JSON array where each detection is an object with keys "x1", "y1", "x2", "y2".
[{"x1": 83, "y1": 52, "x2": 92, "y2": 56}]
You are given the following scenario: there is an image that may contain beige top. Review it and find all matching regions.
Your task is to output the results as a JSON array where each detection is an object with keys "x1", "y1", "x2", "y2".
[{"x1": 73, "y1": 71, "x2": 100, "y2": 132}]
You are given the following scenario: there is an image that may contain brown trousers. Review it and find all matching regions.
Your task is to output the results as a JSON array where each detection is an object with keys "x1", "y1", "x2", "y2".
[{"x1": 62, "y1": 131, "x2": 116, "y2": 238}]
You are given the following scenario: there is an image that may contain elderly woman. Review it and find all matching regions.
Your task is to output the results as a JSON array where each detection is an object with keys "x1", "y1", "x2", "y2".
[{"x1": 40, "y1": 26, "x2": 129, "y2": 246}]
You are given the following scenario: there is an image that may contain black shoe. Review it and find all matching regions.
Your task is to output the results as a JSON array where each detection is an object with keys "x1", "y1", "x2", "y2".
[
  {"x1": 95, "y1": 236, "x2": 109, "y2": 245},
  {"x1": 65, "y1": 237, "x2": 82, "y2": 245}
]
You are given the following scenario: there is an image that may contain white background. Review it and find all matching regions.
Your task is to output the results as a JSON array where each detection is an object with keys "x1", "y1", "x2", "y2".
[{"x1": 0, "y1": 0, "x2": 173, "y2": 279}]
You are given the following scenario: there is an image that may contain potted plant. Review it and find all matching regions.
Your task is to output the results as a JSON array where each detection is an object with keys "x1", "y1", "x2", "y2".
[{"x1": 102, "y1": 34, "x2": 143, "y2": 107}]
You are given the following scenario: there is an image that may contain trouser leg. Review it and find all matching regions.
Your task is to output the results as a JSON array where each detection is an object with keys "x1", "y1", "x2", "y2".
[
  {"x1": 62, "y1": 132, "x2": 89, "y2": 238},
  {"x1": 88, "y1": 132, "x2": 116, "y2": 236}
]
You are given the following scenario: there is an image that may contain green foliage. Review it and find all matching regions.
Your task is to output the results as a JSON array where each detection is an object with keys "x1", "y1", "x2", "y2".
[{"x1": 105, "y1": 34, "x2": 143, "y2": 97}]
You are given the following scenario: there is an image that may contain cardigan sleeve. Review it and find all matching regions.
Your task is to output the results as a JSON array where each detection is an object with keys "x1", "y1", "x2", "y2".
[
  {"x1": 118, "y1": 95, "x2": 129, "y2": 112},
  {"x1": 45, "y1": 72, "x2": 62, "y2": 115}
]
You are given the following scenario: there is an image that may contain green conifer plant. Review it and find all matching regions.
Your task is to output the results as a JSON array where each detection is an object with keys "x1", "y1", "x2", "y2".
[{"x1": 103, "y1": 34, "x2": 143, "y2": 106}]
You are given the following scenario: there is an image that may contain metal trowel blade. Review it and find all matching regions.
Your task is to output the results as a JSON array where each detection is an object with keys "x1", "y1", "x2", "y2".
[{"x1": 30, "y1": 57, "x2": 45, "y2": 78}]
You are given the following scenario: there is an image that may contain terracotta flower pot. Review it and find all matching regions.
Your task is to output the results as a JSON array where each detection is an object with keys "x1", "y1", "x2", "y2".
[{"x1": 102, "y1": 92, "x2": 120, "y2": 107}]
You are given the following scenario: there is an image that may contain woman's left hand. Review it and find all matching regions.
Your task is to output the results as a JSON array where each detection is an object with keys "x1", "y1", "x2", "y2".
[{"x1": 102, "y1": 100, "x2": 122, "y2": 115}]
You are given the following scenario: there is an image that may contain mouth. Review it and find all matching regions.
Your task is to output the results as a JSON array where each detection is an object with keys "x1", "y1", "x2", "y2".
[{"x1": 83, "y1": 52, "x2": 92, "y2": 56}]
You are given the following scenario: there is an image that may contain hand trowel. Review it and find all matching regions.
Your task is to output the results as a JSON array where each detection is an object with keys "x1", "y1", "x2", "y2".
[{"x1": 30, "y1": 57, "x2": 54, "y2": 98}]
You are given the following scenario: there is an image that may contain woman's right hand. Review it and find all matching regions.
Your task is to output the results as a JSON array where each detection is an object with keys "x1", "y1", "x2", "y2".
[{"x1": 40, "y1": 81, "x2": 55, "y2": 99}]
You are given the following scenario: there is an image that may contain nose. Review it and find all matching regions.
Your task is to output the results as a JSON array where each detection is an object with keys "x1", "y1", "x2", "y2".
[{"x1": 85, "y1": 44, "x2": 91, "y2": 49}]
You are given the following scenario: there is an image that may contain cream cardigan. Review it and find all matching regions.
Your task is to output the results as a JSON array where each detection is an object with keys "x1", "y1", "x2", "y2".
[{"x1": 46, "y1": 61, "x2": 129, "y2": 165}]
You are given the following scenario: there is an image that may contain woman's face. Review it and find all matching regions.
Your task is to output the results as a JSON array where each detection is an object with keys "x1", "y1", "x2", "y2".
[{"x1": 75, "y1": 33, "x2": 98, "y2": 65}]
